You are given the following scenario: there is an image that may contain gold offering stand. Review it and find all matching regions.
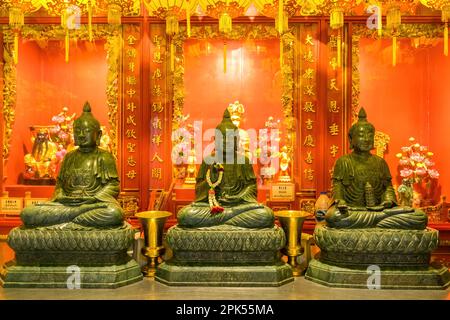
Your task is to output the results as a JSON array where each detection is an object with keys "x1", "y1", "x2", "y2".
[
  {"x1": 135, "y1": 211, "x2": 172, "y2": 277},
  {"x1": 275, "y1": 210, "x2": 312, "y2": 276}
]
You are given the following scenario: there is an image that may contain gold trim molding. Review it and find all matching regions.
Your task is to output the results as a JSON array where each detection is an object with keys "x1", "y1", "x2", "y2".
[{"x1": 1, "y1": 24, "x2": 121, "y2": 160}]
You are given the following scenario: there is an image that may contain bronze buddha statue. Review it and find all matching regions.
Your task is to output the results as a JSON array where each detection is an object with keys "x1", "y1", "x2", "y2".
[
  {"x1": 177, "y1": 108, "x2": 274, "y2": 228},
  {"x1": 20, "y1": 102, "x2": 124, "y2": 230},
  {"x1": 325, "y1": 108, "x2": 428, "y2": 230}
]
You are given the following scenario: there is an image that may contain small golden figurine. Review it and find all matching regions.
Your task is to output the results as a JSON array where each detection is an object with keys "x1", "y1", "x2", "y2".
[
  {"x1": 278, "y1": 145, "x2": 292, "y2": 182},
  {"x1": 227, "y1": 101, "x2": 251, "y2": 160},
  {"x1": 23, "y1": 128, "x2": 58, "y2": 183},
  {"x1": 184, "y1": 148, "x2": 197, "y2": 185}
]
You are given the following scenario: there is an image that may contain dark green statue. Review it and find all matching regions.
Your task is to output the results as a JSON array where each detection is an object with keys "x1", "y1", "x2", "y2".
[
  {"x1": 21, "y1": 102, "x2": 124, "y2": 230},
  {"x1": 177, "y1": 108, "x2": 274, "y2": 228},
  {"x1": 325, "y1": 108, "x2": 427, "y2": 230}
]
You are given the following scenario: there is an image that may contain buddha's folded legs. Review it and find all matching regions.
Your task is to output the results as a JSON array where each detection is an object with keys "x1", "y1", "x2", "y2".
[
  {"x1": 376, "y1": 210, "x2": 428, "y2": 230},
  {"x1": 72, "y1": 204, "x2": 124, "y2": 228},
  {"x1": 21, "y1": 202, "x2": 123, "y2": 228},
  {"x1": 325, "y1": 206, "x2": 428, "y2": 230},
  {"x1": 177, "y1": 202, "x2": 274, "y2": 228}
]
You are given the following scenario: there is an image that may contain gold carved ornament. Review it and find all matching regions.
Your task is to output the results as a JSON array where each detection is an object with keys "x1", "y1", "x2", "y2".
[
  {"x1": 351, "y1": 23, "x2": 443, "y2": 123},
  {"x1": 2, "y1": 24, "x2": 121, "y2": 161},
  {"x1": 199, "y1": 0, "x2": 251, "y2": 72},
  {"x1": 318, "y1": 0, "x2": 361, "y2": 67},
  {"x1": 0, "y1": 0, "x2": 36, "y2": 64},
  {"x1": 374, "y1": 131, "x2": 390, "y2": 158},
  {"x1": 420, "y1": 0, "x2": 450, "y2": 55},
  {"x1": 365, "y1": 0, "x2": 419, "y2": 66},
  {"x1": 144, "y1": 0, "x2": 198, "y2": 71}
]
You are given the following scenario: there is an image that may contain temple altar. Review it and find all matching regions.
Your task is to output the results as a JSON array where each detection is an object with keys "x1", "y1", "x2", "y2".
[{"x1": 0, "y1": 0, "x2": 450, "y2": 293}]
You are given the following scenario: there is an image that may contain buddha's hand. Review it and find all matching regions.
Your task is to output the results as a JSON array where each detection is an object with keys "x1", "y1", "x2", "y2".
[
  {"x1": 220, "y1": 194, "x2": 239, "y2": 204},
  {"x1": 336, "y1": 202, "x2": 349, "y2": 217},
  {"x1": 381, "y1": 200, "x2": 395, "y2": 209},
  {"x1": 56, "y1": 196, "x2": 97, "y2": 205}
]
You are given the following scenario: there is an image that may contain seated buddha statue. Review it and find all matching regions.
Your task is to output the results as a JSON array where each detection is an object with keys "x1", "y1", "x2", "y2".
[
  {"x1": 20, "y1": 102, "x2": 124, "y2": 230},
  {"x1": 177, "y1": 108, "x2": 274, "y2": 229},
  {"x1": 325, "y1": 108, "x2": 427, "y2": 230}
]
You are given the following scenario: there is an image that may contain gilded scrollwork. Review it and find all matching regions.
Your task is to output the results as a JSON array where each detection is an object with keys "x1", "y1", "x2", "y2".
[
  {"x1": 2, "y1": 24, "x2": 121, "y2": 160},
  {"x1": 2, "y1": 30, "x2": 16, "y2": 160}
]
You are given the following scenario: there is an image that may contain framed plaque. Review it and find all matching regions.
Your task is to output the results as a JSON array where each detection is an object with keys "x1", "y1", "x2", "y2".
[
  {"x1": 24, "y1": 198, "x2": 48, "y2": 207},
  {"x1": 1, "y1": 197, "x2": 23, "y2": 216},
  {"x1": 269, "y1": 183, "x2": 295, "y2": 202}
]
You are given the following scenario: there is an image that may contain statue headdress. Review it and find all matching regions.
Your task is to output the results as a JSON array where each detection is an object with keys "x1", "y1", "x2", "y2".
[
  {"x1": 215, "y1": 108, "x2": 239, "y2": 162},
  {"x1": 349, "y1": 107, "x2": 375, "y2": 142},
  {"x1": 227, "y1": 101, "x2": 245, "y2": 126},
  {"x1": 74, "y1": 102, "x2": 100, "y2": 130}
]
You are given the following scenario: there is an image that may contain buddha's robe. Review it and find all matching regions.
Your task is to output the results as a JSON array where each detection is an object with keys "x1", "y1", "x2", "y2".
[
  {"x1": 178, "y1": 156, "x2": 274, "y2": 229},
  {"x1": 21, "y1": 148, "x2": 124, "y2": 229},
  {"x1": 325, "y1": 153, "x2": 428, "y2": 230}
]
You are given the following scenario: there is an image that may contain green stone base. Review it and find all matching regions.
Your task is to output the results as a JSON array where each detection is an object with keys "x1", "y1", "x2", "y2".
[
  {"x1": 0, "y1": 259, "x2": 143, "y2": 289},
  {"x1": 305, "y1": 259, "x2": 450, "y2": 290},
  {"x1": 155, "y1": 262, "x2": 293, "y2": 287}
]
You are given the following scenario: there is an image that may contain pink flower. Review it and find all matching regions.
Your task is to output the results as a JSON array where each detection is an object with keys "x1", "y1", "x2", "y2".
[
  {"x1": 399, "y1": 159, "x2": 409, "y2": 166},
  {"x1": 428, "y1": 169, "x2": 440, "y2": 179},
  {"x1": 56, "y1": 149, "x2": 67, "y2": 161},
  {"x1": 424, "y1": 158, "x2": 435, "y2": 167},
  {"x1": 50, "y1": 125, "x2": 60, "y2": 134},
  {"x1": 401, "y1": 147, "x2": 410, "y2": 153},
  {"x1": 58, "y1": 132, "x2": 68, "y2": 140},
  {"x1": 415, "y1": 167, "x2": 427, "y2": 176},
  {"x1": 410, "y1": 153, "x2": 424, "y2": 163},
  {"x1": 52, "y1": 115, "x2": 65, "y2": 123},
  {"x1": 400, "y1": 169, "x2": 413, "y2": 178}
]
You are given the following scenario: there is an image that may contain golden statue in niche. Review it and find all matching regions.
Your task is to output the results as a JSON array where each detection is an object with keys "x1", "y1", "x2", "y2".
[
  {"x1": 184, "y1": 148, "x2": 197, "y2": 185},
  {"x1": 23, "y1": 127, "x2": 58, "y2": 184},
  {"x1": 277, "y1": 145, "x2": 292, "y2": 182},
  {"x1": 227, "y1": 101, "x2": 251, "y2": 160}
]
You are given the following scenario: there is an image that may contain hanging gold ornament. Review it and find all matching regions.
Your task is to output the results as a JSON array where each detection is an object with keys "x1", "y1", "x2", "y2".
[
  {"x1": 96, "y1": 0, "x2": 138, "y2": 27},
  {"x1": 1, "y1": 1, "x2": 36, "y2": 65},
  {"x1": 144, "y1": 0, "x2": 199, "y2": 38},
  {"x1": 368, "y1": 1, "x2": 419, "y2": 66},
  {"x1": 224, "y1": 41, "x2": 227, "y2": 73},
  {"x1": 219, "y1": 12, "x2": 233, "y2": 33},
  {"x1": 87, "y1": 2, "x2": 93, "y2": 41},
  {"x1": 199, "y1": 0, "x2": 250, "y2": 34},
  {"x1": 318, "y1": 0, "x2": 361, "y2": 68},
  {"x1": 61, "y1": 8, "x2": 71, "y2": 63},
  {"x1": 420, "y1": 0, "x2": 450, "y2": 56},
  {"x1": 330, "y1": 7, "x2": 344, "y2": 29},
  {"x1": 107, "y1": 3, "x2": 122, "y2": 24},
  {"x1": 9, "y1": 6, "x2": 24, "y2": 65},
  {"x1": 254, "y1": 0, "x2": 300, "y2": 35}
]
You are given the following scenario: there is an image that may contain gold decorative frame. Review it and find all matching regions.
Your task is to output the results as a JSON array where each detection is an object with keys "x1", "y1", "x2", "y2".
[
  {"x1": 1, "y1": 24, "x2": 121, "y2": 160},
  {"x1": 171, "y1": 24, "x2": 296, "y2": 150},
  {"x1": 351, "y1": 23, "x2": 445, "y2": 158},
  {"x1": 351, "y1": 23, "x2": 445, "y2": 123}
]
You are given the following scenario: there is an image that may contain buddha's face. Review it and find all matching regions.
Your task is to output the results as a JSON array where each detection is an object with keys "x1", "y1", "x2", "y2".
[
  {"x1": 351, "y1": 125, "x2": 374, "y2": 153},
  {"x1": 74, "y1": 120, "x2": 101, "y2": 150}
]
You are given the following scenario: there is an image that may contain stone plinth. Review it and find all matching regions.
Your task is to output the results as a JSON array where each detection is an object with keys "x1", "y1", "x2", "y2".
[
  {"x1": 1, "y1": 225, "x2": 143, "y2": 288},
  {"x1": 305, "y1": 225, "x2": 450, "y2": 289},
  {"x1": 156, "y1": 225, "x2": 293, "y2": 287}
]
